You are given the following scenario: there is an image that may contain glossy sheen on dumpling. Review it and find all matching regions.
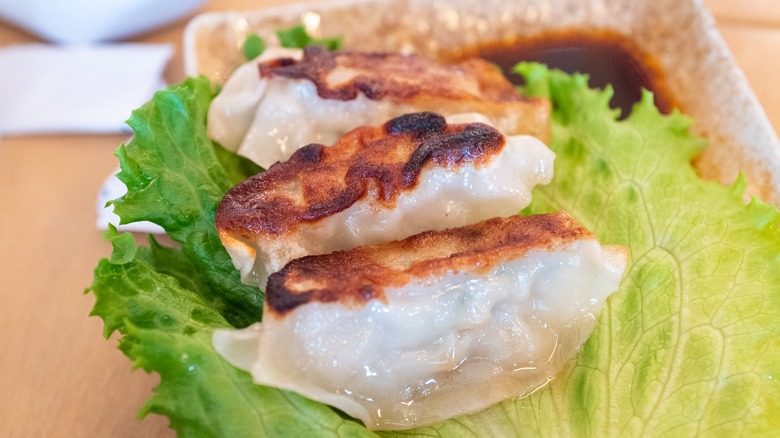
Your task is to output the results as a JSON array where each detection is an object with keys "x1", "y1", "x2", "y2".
[
  {"x1": 207, "y1": 46, "x2": 550, "y2": 168},
  {"x1": 215, "y1": 112, "x2": 554, "y2": 289},
  {"x1": 213, "y1": 212, "x2": 628, "y2": 430}
]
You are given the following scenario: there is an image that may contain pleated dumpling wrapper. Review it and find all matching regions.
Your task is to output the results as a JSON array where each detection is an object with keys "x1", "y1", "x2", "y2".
[
  {"x1": 213, "y1": 212, "x2": 628, "y2": 430},
  {"x1": 207, "y1": 46, "x2": 550, "y2": 168},
  {"x1": 215, "y1": 112, "x2": 554, "y2": 289}
]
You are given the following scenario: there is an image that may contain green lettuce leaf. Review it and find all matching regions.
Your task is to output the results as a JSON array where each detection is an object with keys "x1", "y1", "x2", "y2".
[
  {"x1": 89, "y1": 65, "x2": 780, "y2": 436},
  {"x1": 90, "y1": 228, "x2": 373, "y2": 437},
  {"x1": 242, "y1": 34, "x2": 266, "y2": 61},
  {"x1": 110, "y1": 77, "x2": 263, "y2": 327},
  {"x1": 241, "y1": 24, "x2": 343, "y2": 62},
  {"x1": 276, "y1": 24, "x2": 343, "y2": 51}
]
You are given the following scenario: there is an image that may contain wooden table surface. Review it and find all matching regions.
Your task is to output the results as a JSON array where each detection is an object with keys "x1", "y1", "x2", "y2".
[{"x1": 0, "y1": 0, "x2": 778, "y2": 436}]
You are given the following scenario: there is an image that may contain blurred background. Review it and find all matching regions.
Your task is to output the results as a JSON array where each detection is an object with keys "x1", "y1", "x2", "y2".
[{"x1": 0, "y1": 0, "x2": 778, "y2": 437}]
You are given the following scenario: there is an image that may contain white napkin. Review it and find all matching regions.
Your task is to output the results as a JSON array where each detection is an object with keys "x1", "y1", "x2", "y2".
[{"x1": 0, "y1": 43, "x2": 172, "y2": 135}]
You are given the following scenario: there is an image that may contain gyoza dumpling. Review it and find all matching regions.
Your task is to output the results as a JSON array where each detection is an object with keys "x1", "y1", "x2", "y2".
[
  {"x1": 215, "y1": 112, "x2": 554, "y2": 288},
  {"x1": 213, "y1": 212, "x2": 628, "y2": 430},
  {"x1": 207, "y1": 46, "x2": 550, "y2": 168}
]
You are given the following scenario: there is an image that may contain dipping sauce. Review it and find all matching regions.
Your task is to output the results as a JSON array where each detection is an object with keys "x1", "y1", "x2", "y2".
[{"x1": 460, "y1": 30, "x2": 676, "y2": 118}]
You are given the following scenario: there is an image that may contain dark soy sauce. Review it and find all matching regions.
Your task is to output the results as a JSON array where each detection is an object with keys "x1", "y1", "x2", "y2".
[{"x1": 467, "y1": 30, "x2": 675, "y2": 118}]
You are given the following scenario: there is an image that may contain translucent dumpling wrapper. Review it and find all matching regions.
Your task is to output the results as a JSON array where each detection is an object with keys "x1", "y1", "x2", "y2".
[
  {"x1": 215, "y1": 112, "x2": 555, "y2": 289},
  {"x1": 207, "y1": 45, "x2": 551, "y2": 168},
  {"x1": 213, "y1": 212, "x2": 629, "y2": 430}
]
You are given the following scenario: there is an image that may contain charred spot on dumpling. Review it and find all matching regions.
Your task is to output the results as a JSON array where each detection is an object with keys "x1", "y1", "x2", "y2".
[
  {"x1": 265, "y1": 273, "x2": 313, "y2": 315},
  {"x1": 385, "y1": 112, "x2": 446, "y2": 138},
  {"x1": 257, "y1": 56, "x2": 299, "y2": 72},
  {"x1": 288, "y1": 143, "x2": 325, "y2": 164},
  {"x1": 401, "y1": 124, "x2": 504, "y2": 185}
]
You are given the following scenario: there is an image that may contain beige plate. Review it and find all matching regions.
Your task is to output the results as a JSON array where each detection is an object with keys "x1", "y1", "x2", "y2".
[{"x1": 183, "y1": 0, "x2": 780, "y2": 206}]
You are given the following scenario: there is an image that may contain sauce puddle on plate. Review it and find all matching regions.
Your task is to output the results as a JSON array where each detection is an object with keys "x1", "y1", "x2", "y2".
[{"x1": 458, "y1": 29, "x2": 676, "y2": 118}]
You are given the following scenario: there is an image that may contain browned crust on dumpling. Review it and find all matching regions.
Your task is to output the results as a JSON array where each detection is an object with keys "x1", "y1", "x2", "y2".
[
  {"x1": 215, "y1": 112, "x2": 505, "y2": 237},
  {"x1": 258, "y1": 46, "x2": 551, "y2": 142},
  {"x1": 265, "y1": 212, "x2": 594, "y2": 317},
  {"x1": 260, "y1": 45, "x2": 520, "y2": 102}
]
